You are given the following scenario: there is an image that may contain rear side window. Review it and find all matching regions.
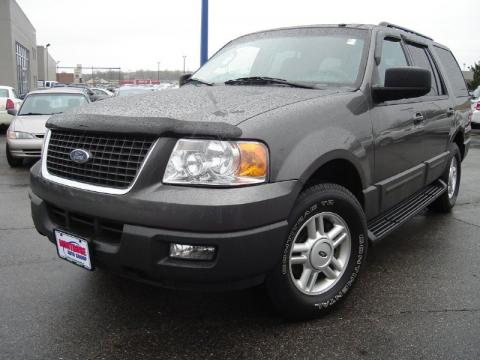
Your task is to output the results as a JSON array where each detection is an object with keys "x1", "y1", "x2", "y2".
[
  {"x1": 405, "y1": 44, "x2": 439, "y2": 96},
  {"x1": 0, "y1": 89, "x2": 8, "y2": 97},
  {"x1": 376, "y1": 39, "x2": 408, "y2": 86},
  {"x1": 434, "y1": 47, "x2": 468, "y2": 97}
]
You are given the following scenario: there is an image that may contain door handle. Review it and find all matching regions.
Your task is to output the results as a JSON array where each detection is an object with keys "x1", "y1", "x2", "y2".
[
  {"x1": 446, "y1": 108, "x2": 455, "y2": 116},
  {"x1": 413, "y1": 113, "x2": 425, "y2": 124}
]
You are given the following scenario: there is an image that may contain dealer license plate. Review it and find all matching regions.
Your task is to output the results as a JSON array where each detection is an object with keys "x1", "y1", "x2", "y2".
[{"x1": 55, "y1": 230, "x2": 93, "y2": 270}]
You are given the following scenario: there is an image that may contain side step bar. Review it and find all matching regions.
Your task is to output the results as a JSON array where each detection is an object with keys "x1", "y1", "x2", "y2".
[{"x1": 367, "y1": 180, "x2": 447, "y2": 243}]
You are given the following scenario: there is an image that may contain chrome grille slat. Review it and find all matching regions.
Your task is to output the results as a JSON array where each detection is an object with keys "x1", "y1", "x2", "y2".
[{"x1": 46, "y1": 130, "x2": 155, "y2": 189}]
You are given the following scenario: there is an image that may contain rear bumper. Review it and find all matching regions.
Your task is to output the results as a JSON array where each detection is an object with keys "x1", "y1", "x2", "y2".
[
  {"x1": 30, "y1": 162, "x2": 298, "y2": 290},
  {"x1": 0, "y1": 111, "x2": 13, "y2": 126}
]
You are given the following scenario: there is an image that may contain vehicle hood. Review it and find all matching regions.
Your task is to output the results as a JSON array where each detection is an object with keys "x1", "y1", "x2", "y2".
[
  {"x1": 12, "y1": 114, "x2": 51, "y2": 134},
  {"x1": 47, "y1": 86, "x2": 347, "y2": 138}
]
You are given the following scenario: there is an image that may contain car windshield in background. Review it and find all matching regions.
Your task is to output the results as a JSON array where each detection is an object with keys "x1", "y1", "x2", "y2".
[
  {"x1": 192, "y1": 28, "x2": 369, "y2": 88},
  {"x1": 474, "y1": 87, "x2": 480, "y2": 99},
  {"x1": 116, "y1": 87, "x2": 154, "y2": 97},
  {"x1": 18, "y1": 94, "x2": 88, "y2": 115}
]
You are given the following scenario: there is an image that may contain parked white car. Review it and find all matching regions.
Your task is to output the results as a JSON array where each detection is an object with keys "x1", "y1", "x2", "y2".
[
  {"x1": 0, "y1": 85, "x2": 22, "y2": 128},
  {"x1": 472, "y1": 99, "x2": 480, "y2": 128}
]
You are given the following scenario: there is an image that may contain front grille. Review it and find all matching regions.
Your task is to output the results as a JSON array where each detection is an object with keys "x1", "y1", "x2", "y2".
[
  {"x1": 46, "y1": 130, "x2": 155, "y2": 189},
  {"x1": 47, "y1": 204, "x2": 123, "y2": 244}
]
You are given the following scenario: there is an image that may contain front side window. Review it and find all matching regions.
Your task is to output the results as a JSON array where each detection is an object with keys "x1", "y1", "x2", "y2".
[
  {"x1": 193, "y1": 28, "x2": 369, "y2": 87},
  {"x1": 376, "y1": 39, "x2": 408, "y2": 86},
  {"x1": 19, "y1": 94, "x2": 88, "y2": 116}
]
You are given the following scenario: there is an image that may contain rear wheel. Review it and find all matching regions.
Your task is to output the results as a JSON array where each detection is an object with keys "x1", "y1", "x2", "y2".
[
  {"x1": 6, "y1": 144, "x2": 22, "y2": 167},
  {"x1": 429, "y1": 143, "x2": 461, "y2": 213},
  {"x1": 266, "y1": 183, "x2": 368, "y2": 320}
]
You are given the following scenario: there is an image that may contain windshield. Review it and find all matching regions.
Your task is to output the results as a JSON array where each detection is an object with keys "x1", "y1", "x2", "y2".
[
  {"x1": 474, "y1": 86, "x2": 480, "y2": 99},
  {"x1": 116, "y1": 87, "x2": 154, "y2": 97},
  {"x1": 193, "y1": 28, "x2": 369, "y2": 87},
  {"x1": 19, "y1": 93, "x2": 88, "y2": 115}
]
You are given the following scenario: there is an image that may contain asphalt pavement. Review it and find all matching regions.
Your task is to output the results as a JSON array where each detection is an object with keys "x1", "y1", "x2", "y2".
[{"x1": 1, "y1": 131, "x2": 480, "y2": 360}]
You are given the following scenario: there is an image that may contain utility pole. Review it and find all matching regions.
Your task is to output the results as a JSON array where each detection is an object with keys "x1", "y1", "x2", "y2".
[
  {"x1": 157, "y1": 61, "x2": 160, "y2": 81},
  {"x1": 183, "y1": 55, "x2": 187, "y2": 73},
  {"x1": 200, "y1": 0, "x2": 209, "y2": 66}
]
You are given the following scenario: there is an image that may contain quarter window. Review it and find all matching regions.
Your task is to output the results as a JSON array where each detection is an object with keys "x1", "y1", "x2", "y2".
[
  {"x1": 376, "y1": 39, "x2": 408, "y2": 86},
  {"x1": 434, "y1": 47, "x2": 468, "y2": 97}
]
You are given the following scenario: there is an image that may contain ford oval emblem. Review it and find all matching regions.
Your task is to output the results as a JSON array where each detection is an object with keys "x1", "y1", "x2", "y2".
[{"x1": 69, "y1": 149, "x2": 91, "y2": 164}]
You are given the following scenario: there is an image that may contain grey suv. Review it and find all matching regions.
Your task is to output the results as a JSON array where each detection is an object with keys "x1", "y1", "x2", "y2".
[{"x1": 30, "y1": 22, "x2": 472, "y2": 319}]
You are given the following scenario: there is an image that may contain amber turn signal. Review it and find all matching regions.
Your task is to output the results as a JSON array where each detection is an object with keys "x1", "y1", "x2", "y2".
[{"x1": 237, "y1": 142, "x2": 268, "y2": 178}]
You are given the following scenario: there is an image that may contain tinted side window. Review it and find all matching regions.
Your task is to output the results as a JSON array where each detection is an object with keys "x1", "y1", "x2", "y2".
[
  {"x1": 434, "y1": 47, "x2": 468, "y2": 97},
  {"x1": 406, "y1": 44, "x2": 438, "y2": 96},
  {"x1": 376, "y1": 39, "x2": 408, "y2": 86}
]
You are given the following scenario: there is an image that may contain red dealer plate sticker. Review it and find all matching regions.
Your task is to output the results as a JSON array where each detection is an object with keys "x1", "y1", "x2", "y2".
[{"x1": 55, "y1": 230, "x2": 93, "y2": 270}]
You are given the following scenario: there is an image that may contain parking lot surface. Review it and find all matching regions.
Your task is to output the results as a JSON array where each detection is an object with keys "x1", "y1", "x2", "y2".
[{"x1": 1, "y1": 131, "x2": 480, "y2": 360}]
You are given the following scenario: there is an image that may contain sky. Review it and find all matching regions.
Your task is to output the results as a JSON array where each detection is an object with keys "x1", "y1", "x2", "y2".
[{"x1": 16, "y1": 0, "x2": 479, "y2": 73}]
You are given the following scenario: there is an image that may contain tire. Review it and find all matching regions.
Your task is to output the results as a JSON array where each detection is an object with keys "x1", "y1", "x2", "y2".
[
  {"x1": 6, "y1": 144, "x2": 22, "y2": 167},
  {"x1": 429, "y1": 143, "x2": 461, "y2": 213},
  {"x1": 266, "y1": 183, "x2": 368, "y2": 320}
]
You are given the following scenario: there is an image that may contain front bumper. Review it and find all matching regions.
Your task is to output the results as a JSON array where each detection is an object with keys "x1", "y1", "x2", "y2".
[
  {"x1": 30, "y1": 162, "x2": 298, "y2": 290},
  {"x1": 472, "y1": 110, "x2": 480, "y2": 125},
  {"x1": 7, "y1": 138, "x2": 43, "y2": 158}
]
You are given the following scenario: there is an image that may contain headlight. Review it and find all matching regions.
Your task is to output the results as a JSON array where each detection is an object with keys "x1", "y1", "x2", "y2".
[
  {"x1": 7, "y1": 130, "x2": 35, "y2": 139},
  {"x1": 163, "y1": 139, "x2": 268, "y2": 186}
]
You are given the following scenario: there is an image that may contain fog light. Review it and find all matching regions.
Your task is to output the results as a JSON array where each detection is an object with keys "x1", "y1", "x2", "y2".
[{"x1": 169, "y1": 243, "x2": 216, "y2": 261}]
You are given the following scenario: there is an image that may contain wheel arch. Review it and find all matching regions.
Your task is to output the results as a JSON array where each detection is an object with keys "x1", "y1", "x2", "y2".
[
  {"x1": 299, "y1": 151, "x2": 367, "y2": 210},
  {"x1": 451, "y1": 129, "x2": 465, "y2": 160}
]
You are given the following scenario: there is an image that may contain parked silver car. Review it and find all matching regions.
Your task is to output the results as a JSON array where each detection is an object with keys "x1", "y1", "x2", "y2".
[{"x1": 6, "y1": 88, "x2": 89, "y2": 167}]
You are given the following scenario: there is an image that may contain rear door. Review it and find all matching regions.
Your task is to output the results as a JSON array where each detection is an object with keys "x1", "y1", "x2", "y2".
[
  {"x1": 371, "y1": 35, "x2": 428, "y2": 211},
  {"x1": 403, "y1": 40, "x2": 452, "y2": 184}
]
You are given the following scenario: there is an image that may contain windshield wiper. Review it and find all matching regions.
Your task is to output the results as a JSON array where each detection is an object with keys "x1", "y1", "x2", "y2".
[
  {"x1": 224, "y1": 76, "x2": 316, "y2": 89},
  {"x1": 184, "y1": 77, "x2": 213, "y2": 86}
]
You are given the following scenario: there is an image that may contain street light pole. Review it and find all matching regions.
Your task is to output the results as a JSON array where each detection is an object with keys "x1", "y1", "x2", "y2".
[
  {"x1": 183, "y1": 56, "x2": 187, "y2": 73},
  {"x1": 200, "y1": 0, "x2": 208, "y2": 65},
  {"x1": 45, "y1": 43, "x2": 51, "y2": 83},
  {"x1": 157, "y1": 61, "x2": 160, "y2": 81}
]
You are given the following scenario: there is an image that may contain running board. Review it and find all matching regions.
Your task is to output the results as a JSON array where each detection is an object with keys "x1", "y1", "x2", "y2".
[{"x1": 367, "y1": 180, "x2": 447, "y2": 243}]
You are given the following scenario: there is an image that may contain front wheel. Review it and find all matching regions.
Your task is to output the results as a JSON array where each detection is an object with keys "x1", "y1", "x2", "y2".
[
  {"x1": 266, "y1": 183, "x2": 368, "y2": 320},
  {"x1": 6, "y1": 144, "x2": 22, "y2": 167}
]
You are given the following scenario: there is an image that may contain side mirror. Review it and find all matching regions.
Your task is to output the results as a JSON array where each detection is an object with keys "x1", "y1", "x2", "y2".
[
  {"x1": 7, "y1": 108, "x2": 17, "y2": 116},
  {"x1": 179, "y1": 73, "x2": 192, "y2": 87},
  {"x1": 372, "y1": 67, "x2": 431, "y2": 102}
]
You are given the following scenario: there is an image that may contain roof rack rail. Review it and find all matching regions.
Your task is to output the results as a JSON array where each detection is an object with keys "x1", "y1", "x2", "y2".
[{"x1": 378, "y1": 22, "x2": 433, "y2": 41}]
